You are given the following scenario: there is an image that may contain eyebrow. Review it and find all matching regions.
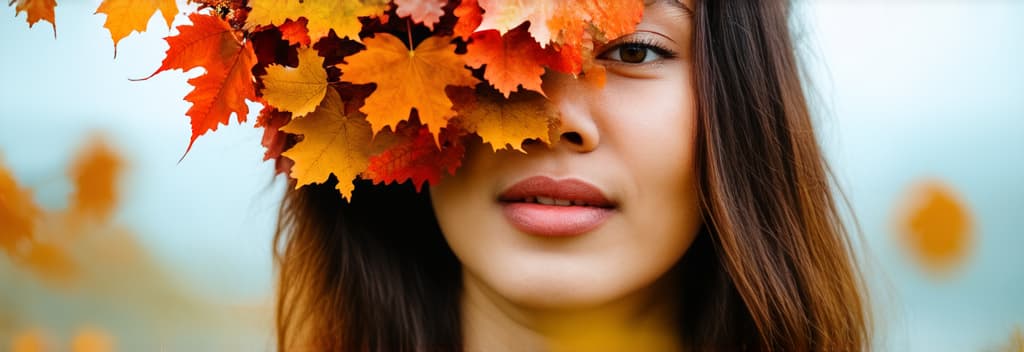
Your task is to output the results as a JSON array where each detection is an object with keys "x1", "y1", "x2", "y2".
[{"x1": 646, "y1": 0, "x2": 695, "y2": 18}]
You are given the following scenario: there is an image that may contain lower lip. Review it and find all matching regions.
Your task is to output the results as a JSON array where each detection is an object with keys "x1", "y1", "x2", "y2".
[{"x1": 501, "y1": 202, "x2": 614, "y2": 237}]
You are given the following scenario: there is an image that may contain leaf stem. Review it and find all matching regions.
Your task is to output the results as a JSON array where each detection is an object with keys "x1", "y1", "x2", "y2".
[{"x1": 406, "y1": 18, "x2": 414, "y2": 55}]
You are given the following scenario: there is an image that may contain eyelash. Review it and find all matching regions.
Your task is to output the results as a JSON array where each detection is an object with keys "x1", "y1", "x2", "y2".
[{"x1": 597, "y1": 37, "x2": 679, "y2": 64}]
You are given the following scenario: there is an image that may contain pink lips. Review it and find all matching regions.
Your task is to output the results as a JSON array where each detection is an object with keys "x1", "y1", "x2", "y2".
[{"x1": 498, "y1": 176, "x2": 616, "y2": 237}]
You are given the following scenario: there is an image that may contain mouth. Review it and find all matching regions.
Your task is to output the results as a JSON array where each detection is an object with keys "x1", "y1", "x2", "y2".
[{"x1": 497, "y1": 176, "x2": 617, "y2": 237}]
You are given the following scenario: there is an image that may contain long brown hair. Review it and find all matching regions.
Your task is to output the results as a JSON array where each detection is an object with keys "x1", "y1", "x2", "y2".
[{"x1": 273, "y1": 1, "x2": 871, "y2": 351}]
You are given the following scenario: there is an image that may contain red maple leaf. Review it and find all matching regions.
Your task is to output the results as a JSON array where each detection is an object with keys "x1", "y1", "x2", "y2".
[
  {"x1": 364, "y1": 119, "x2": 466, "y2": 191},
  {"x1": 140, "y1": 13, "x2": 258, "y2": 154}
]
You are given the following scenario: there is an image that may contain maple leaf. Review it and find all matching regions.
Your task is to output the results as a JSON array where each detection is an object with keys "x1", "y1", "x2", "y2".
[
  {"x1": 256, "y1": 106, "x2": 294, "y2": 175},
  {"x1": 576, "y1": 0, "x2": 645, "y2": 43},
  {"x1": 452, "y1": 0, "x2": 482, "y2": 40},
  {"x1": 246, "y1": 0, "x2": 388, "y2": 43},
  {"x1": 546, "y1": 0, "x2": 643, "y2": 75},
  {"x1": 0, "y1": 157, "x2": 41, "y2": 254},
  {"x1": 68, "y1": 138, "x2": 123, "y2": 224},
  {"x1": 477, "y1": 0, "x2": 556, "y2": 47},
  {"x1": 181, "y1": 46, "x2": 258, "y2": 153},
  {"x1": 364, "y1": 120, "x2": 466, "y2": 191},
  {"x1": 465, "y1": 27, "x2": 550, "y2": 97},
  {"x1": 394, "y1": 0, "x2": 446, "y2": 31},
  {"x1": 282, "y1": 89, "x2": 373, "y2": 200},
  {"x1": 261, "y1": 47, "x2": 328, "y2": 118},
  {"x1": 338, "y1": 33, "x2": 478, "y2": 143},
  {"x1": 95, "y1": 0, "x2": 178, "y2": 53},
  {"x1": 144, "y1": 13, "x2": 247, "y2": 76},
  {"x1": 143, "y1": 13, "x2": 258, "y2": 153},
  {"x1": 452, "y1": 87, "x2": 555, "y2": 152},
  {"x1": 10, "y1": 0, "x2": 56, "y2": 34},
  {"x1": 547, "y1": 0, "x2": 643, "y2": 47},
  {"x1": 278, "y1": 18, "x2": 311, "y2": 47}
]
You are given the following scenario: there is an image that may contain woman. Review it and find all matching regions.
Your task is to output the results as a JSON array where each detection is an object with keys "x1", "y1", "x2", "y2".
[{"x1": 274, "y1": 0, "x2": 871, "y2": 351}]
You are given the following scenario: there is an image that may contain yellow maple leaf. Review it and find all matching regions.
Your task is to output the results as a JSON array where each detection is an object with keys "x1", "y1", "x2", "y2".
[
  {"x1": 246, "y1": 0, "x2": 388, "y2": 43},
  {"x1": 281, "y1": 89, "x2": 373, "y2": 199},
  {"x1": 94, "y1": 0, "x2": 178, "y2": 53},
  {"x1": 261, "y1": 47, "x2": 328, "y2": 118},
  {"x1": 453, "y1": 87, "x2": 555, "y2": 152},
  {"x1": 0, "y1": 156, "x2": 41, "y2": 255},
  {"x1": 10, "y1": 0, "x2": 57, "y2": 34},
  {"x1": 338, "y1": 33, "x2": 478, "y2": 143}
]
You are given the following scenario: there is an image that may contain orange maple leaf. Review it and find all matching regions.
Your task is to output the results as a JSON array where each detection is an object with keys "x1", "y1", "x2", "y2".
[
  {"x1": 281, "y1": 89, "x2": 373, "y2": 200},
  {"x1": 338, "y1": 33, "x2": 478, "y2": 143},
  {"x1": 10, "y1": 0, "x2": 56, "y2": 34},
  {"x1": 452, "y1": 0, "x2": 482, "y2": 40},
  {"x1": 277, "y1": 18, "x2": 311, "y2": 47},
  {"x1": 394, "y1": 0, "x2": 446, "y2": 30},
  {"x1": 246, "y1": 0, "x2": 388, "y2": 43},
  {"x1": 547, "y1": 1, "x2": 642, "y2": 46},
  {"x1": 0, "y1": 157, "x2": 42, "y2": 255},
  {"x1": 477, "y1": 0, "x2": 556, "y2": 46},
  {"x1": 261, "y1": 47, "x2": 328, "y2": 118},
  {"x1": 94, "y1": 0, "x2": 178, "y2": 53},
  {"x1": 465, "y1": 27, "x2": 551, "y2": 97},
  {"x1": 143, "y1": 13, "x2": 258, "y2": 153},
  {"x1": 547, "y1": 0, "x2": 643, "y2": 75},
  {"x1": 452, "y1": 87, "x2": 555, "y2": 152}
]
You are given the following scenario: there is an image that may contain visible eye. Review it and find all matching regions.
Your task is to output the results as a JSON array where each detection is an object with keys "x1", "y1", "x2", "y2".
[{"x1": 597, "y1": 39, "x2": 677, "y2": 64}]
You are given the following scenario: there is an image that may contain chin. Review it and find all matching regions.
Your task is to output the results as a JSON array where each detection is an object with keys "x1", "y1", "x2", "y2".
[{"x1": 471, "y1": 253, "x2": 639, "y2": 310}]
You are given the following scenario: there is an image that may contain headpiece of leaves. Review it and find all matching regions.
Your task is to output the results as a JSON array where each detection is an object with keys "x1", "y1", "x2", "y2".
[{"x1": 9, "y1": 0, "x2": 644, "y2": 200}]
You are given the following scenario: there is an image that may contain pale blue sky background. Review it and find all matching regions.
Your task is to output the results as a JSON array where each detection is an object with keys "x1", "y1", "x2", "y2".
[{"x1": 1, "y1": 1, "x2": 1022, "y2": 351}]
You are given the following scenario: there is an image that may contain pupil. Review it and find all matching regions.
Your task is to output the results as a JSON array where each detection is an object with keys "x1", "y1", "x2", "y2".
[{"x1": 621, "y1": 45, "x2": 647, "y2": 63}]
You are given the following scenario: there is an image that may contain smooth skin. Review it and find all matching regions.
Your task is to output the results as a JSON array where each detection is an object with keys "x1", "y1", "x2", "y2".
[{"x1": 430, "y1": 1, "x2": 698, "y2": 350}]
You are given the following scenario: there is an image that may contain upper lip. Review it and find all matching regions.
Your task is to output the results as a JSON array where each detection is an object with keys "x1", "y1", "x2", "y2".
[{"x1": 497, "y1": 176, "x2": 616, "y2": 208}]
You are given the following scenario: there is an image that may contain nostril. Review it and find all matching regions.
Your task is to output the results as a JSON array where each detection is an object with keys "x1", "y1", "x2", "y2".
[{"x1": 561, "y1": 132, "x2": 583, "y2": 145}]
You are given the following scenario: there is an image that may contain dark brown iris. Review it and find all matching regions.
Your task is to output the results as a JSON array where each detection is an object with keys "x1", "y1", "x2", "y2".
[{"x1": 619, "y1": 44, "x2": 648, "y2": 63}]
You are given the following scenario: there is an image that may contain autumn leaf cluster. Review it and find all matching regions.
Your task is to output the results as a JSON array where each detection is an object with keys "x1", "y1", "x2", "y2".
[{"x1": 8, "y1": 0, "x2": 644, "y2": 199}]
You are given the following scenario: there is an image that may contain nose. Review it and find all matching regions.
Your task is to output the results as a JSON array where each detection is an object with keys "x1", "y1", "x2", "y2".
[{"x1": 543, "y1": 71, "x2": 600, "y2": 153}]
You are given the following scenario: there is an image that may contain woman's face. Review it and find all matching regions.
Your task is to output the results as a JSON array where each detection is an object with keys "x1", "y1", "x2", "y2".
[{"x1": 431, "y1": 0, "x2": 700, "y2": 309}]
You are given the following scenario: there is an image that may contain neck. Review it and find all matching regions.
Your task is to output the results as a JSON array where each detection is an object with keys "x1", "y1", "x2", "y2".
[{"x1": 460, "y1": 271, "x2": 684, "y2": 352}]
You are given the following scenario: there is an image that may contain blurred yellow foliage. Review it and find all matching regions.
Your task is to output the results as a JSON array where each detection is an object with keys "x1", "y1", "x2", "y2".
[
  {"x1": 21, "y1": 241, "x2": 77, "y2": 283},
  {"x1": 1, "y1": 135, "x2": 272, "y2": 350},
  {"x1": 895, "y1": 180, "x2": 974, "y2": 277},
  {"x1": 0, "y1": 156, "x2": 42, "y2": 255},
  {"x1": 11, "y1": 329, "x2": 49, "y2": 352},
  {"x1": 1009, "y1": 326, "x2": 1024, "y2": 352},
  {"x1": 71, "y1": 327, "x2": 115, "y2": 352},
  {"x1": 0, "y1": 137, "x2": 125, "y2": 285},
  {"x1": 68, "y1": 139, "x2": 123, "y2": 228}
]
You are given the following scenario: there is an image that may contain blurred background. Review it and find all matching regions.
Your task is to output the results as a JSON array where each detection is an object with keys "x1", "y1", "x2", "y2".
[{"x1": 1, "y1": 1, "x2": 1021, "y2": 351}]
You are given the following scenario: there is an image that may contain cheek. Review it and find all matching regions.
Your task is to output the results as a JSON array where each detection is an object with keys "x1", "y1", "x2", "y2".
[
  {"x1": 600, "y1": 70, "x2": 697, "y2": 206},
  {"x1": 599, "y1": 70, "x2": 702, "y2": 266}
]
